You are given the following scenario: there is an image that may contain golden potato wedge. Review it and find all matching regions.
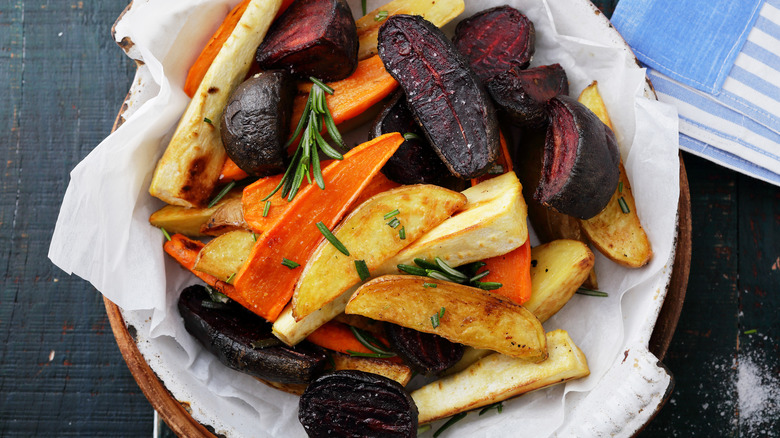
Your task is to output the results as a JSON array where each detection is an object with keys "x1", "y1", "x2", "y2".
[
  {"x1": 200, "y1": 196, "x2": 249, "y2": 236},
  {"x1": 149, "y1": 0, "x2": 281, "y2": 207},
  {"x1": 273, "y1": 286, "x2": 355, "y2": 346},
  {"x1": 331, "y1": 352, "x2": 413, "y2": 387},
  {"x1": 149, "y1": 189, "x2": 241, "y2": 236},
  {"x1": 373, "y1": 172, "x2": 528, "y2": 274},
  {"x1": 356, "y1": 0, "x2": 465, "y2": 60},
  {"x1": 577, "y1": 81, "x2": 652, "y2": 268},
  {"x1": 346, "y1": 275, "x2": 547, "y2": 361},
  {"x1": 292, "y1": 185, "x2": 466, "y2": 321},
  {"x1": 524, "y1": 240, "x2": 595, "y2": 323},
  {"x1": 193, "y1": 230, "x2": 255, "y2": 282},
  {"x1": 412, "y1": 329, "x2": 589, "y2": 424}
]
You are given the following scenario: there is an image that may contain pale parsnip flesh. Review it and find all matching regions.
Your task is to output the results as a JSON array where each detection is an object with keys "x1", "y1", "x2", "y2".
[
  {"x1": 292, "y1": 184, "x2": 466, "y2": 320},
  {"x1": 149, "y1": 0, "x2": 282, "y2": 207},
  {"x1": 412, "y1": 329, "x2": 589, "y2": 424},
  {"x1": 346, "y1": 275, "x2": 547, "y2": 361},
  {"x1": 149, "y1": 189, "x2": 242, "y2": 237},
  {"x1": 273, "y1": 286, "x2": 356, "y2": 346}
]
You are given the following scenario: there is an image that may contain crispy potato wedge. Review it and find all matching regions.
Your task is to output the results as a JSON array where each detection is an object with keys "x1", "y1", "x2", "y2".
[
  {"x1": 356, "y1": 0, "x2": 465, "y2": 61},
  {"x1": 292, "y1": 185, "x2": 466, "y2": 320},
  {"x1": 577, "y1": 81, "x2": 652, "y2": 268},
  {"x1": 412, "y1": 329, "x2": 589, "y2": 424},
  {"x1": 200, "y1": 196, "x2": 249, "y2": 236},
  {"x1": 149, "y1": 0, "x2": 281, "y2": 207},
  {"x1": 374, "y1": 172, "x2": 528, "y2": 274},
  {"x1": 193, "y1": 230, "x2": 255, "y2": 282},
  {"x1": 149, "y1": 189, "x2": 242, "y2": 237},
  {"x1": 273, "y1": 286, "x2": 356, "y2": 346},
  {"x1": 346, "y1": 275, "x2": 547, "y2": 361},
  {"x1": 524, "y1": 240, "x2": 595, "y2": 323},
  {"x1": 331, "y1": 352, "x2": 413, "y2": 387}
]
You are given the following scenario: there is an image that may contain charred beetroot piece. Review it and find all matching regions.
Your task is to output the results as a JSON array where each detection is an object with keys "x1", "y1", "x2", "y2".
[
  {"x1": 535, "y1": 95, "x2": 620, "y2": 219},
  {"x1": 370, "y1": 91, "x2": 464, "y2": 190},
  {"x1": 178, "y1": 285, "x2": 327, "y2": 384},
  {"x1": 299, "y1": 370, "x2": 418, "y2": 437},
  {"x1": 453, "y1": 6, "x2": 535, "y2": 82},
  {"x1": 378, "y1": 15, "x2": 500, "y2": 180},
  {"x1": 487, "y1": 64, "x2": 569, "y2": 128},
  {"x1": 385, "y1": 323, "x2": 464, "y2": 375},
  {"x1": 256, "y1": 0, "x2": 358, "y2": 81},
  {"x1": 220, "y1": 71, "x2": 296, "y2": 177}
]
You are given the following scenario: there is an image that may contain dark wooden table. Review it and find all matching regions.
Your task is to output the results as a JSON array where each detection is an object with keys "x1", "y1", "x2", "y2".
[{"x1": 1, "y1": 1, "x2": 778, "y2": 436}]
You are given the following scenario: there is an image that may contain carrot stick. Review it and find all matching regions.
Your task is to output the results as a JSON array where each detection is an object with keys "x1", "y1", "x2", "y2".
[
  {"x1": 183, "y1": 0, "x2": 295, "y2": 98},
  {"x1": 480, "y1": 239, "x2": 532, "y2": 305},
  {"x1": 163, "y1": 233, "x2": 236, "y2": 297},
  {"x1": 219, "y1": 158, "x2": 249, "y2": 183},
  {"x1": 290, "y1": 55, "x2": 398, "y2": 133},
  {"x1": 233, "y1": 133, "x2": 404, "y2": 321},
  {"x1": 306, "y1": 321, "x2": 403, "y2": 363}
]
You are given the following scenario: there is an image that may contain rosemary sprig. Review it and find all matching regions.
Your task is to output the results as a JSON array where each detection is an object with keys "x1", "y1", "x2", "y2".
[
  {"x1": 263, "y1": 78, "x2": 344, "y2": 202},
  {"x1": 349, "y1": 325, "x2": 396, "y2": 357},
  {"x1": 576, "y1": 287, "x2": 609, "y2": 297},
  {"x1": 160, "y1": 227, "x2": 171, "y2": 242},
  {"x1": 433, "y1": 412, "x2": 467, "y2": 437},
  {"x1": 355, "y1": 259, "x2": 370, "y2": 281},
  {"x1": 208, "y1": 181, "x2": 236, "y2": 208}
]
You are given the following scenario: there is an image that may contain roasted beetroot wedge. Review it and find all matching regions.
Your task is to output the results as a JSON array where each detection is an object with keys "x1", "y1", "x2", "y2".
[
  {"x1": 453, "y1": 6, "x2": 535, "y2": 82},
  {"x1": 487, "y1": 64, "x2": 569, "y2": 127},
  {"x1": 370, "y1": 91, "x2": 463, "y2": 189},
  {"x1": 534, "y1": 95, "x2": 620, "y2": 219},
  {"x1": 178, "y1": 285, "x2": 327, "y2": 384},
  {"x1": 255, "y1": 0, "x2": 358, "y2": 81},
  {"x1": 385, "y1": 323, "x2": 464, "y2": 375},
  {"x1": 378, "y1": 15, "x2": 500, "y2": 180},
  {"x1": 299, "y1": 370, "x2": 418, "y2": 437}
]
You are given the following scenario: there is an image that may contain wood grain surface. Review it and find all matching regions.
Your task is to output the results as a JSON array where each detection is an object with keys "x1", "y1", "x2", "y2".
[{"x1": 0, "y1": 0, "x2": 778, "y2": 437}]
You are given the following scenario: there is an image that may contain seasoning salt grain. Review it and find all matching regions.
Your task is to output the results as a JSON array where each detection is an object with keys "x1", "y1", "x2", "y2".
[{"x1": 737, "y1": 347, "x2": 780, "y2": 435}]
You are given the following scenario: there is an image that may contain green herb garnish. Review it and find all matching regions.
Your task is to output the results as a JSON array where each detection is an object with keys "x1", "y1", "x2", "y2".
[
  {"x1": 349, "y1": 326, "x2": 396, "y2": 357},
  {"x1": 361, "y1": 0, "x2": 367, "y2": 15},
  {"x1": 281, "y1": 258, "x2": 300, "y2": 269},
  {"x1": 355, "y1": 259, "x2": 370, "y2": 281},
  {"x1": 374, "y1": 10, "x2": 388, "y2": 21},
  {"x1": 423, "y1": 282, "x2": 437, "y2": 288},
  {"x1": 403, "y1": 132, "x2": 422, "y2": 141},
  {"x1": 744, "y1": 329, "x2": 758, "y2": 335},
  {"x1": 430, "y1": 307, "x2": 445, "y2": 328},
  {"x1": 387, "y1": 217, "x2": 401, "y2": 228},
  {"x1": 263, "y1": 78, "x2": 344, "y2": 202},
  {"x1": 399, "y1": 226, "x2": 406, "y2": 240},
  {"x1": 208, "y1": 181, "x2": 236, "y2": 208},
  {"x1": 251, "y1": 232, "x2": 257, "y2": 242},
  {"x1": 226, "y1": 272, "x2": 236, "y2": 284},
  {"x1": 618, "y1": 196, "x2": 630, "y2": 214},
  {"x1": 384, "y1": 209, "x2": 400, "y2": 220},
  {"x1": 316, "y1": 221, "x2": 350, "y2": 255},
  {"x1": 433, "y1": 412, "x2": 467, "y2": 437},
  {"x1": 576, "y1": 287, "x2": 609, "y2": 297},
  {"x1": 161, "y1": 227, "x2": 172, "y2": 241},
  {"x1": 398, "y1": 264, "x2": 428, "y2": 276},
  {"x1": 263, "y1": 200, "x2": 271, "y2": 217},
  {"x1": 203, "y1": 117, "x2": 213, "y2": 124},
  {"x1": 618, "y1": 181, "x2": 624, "y2": 194},
  {"x1": 474, "y1": 281, "x2": 502, "y2": 290},
  {"x1": 417, "y1": 425, "x2": 432, "y2": 435},
  {"x1": 200, "y1": 300, "x2": 232, "y2": 310},
  {"x1": 479, "y1": 401, "x2": 503, "y2": 415},
  {"x1": 414, "y1": 258, "x2": 440, "y2": 271},
  {"x1": 435, "y1": 257, "x2": 468, "y2": 281}
]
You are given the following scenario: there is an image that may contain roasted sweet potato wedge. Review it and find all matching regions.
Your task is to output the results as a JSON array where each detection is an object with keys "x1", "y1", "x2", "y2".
[{"x1": 345, "y1": 275, "x2": 547, "y2": 361}]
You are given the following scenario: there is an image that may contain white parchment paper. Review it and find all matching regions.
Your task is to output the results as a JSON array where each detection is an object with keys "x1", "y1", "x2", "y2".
[{"x1": 50, "y1": 0, "x2": 680, "y2": 436}]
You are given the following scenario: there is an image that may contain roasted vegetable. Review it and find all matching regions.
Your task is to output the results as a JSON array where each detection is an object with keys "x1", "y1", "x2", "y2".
[
  {"x1": 299, "y1": 370, "x2": 418, "y2": 437},
  {"x1": 193, "y1": 230, "x2": 255, "y2": 283},
  {"x1": 535, "y1": 95, "x2": 620, "y2": 219},
  {"x1": 273, "y1": 286, "x2": 356, "y2": 346},
  {"x1": 411, "y1": 330, "x2": 589, "y2": 424},
  {"x1": 453, "y1": 6, "x2": 535, "y2": 81},
  {"x1": 378, "y1": 14, "x2": 500, "y2": 179},
  {"x1": 220, "y1": 71, "x2": 296, "y2": 176},
  {"x1": 256, "y1": 0, "x2": 358, "y2": 81},
  {"x1": 178, "y1": 284, "x2": 327, "y2": 384},
  {"x1": 329, "y1": 352, "x2": 413, "y2": 387},
  {"x1": 200, "y1": 196, "x2": 249, "y2": 236},
  {"x1": 346, "y1": 276, "x2": 547, "y2": 361},
  {"x1": 487, "y1": 64, "x2": 569, "y2": 127},
  {"x1": 149, "y1": 0, "x2": 282, "y2": 207},
  {"x1": 149, "y1": 188, "x2": 242, "y2": 237},
  {"x1": 292, "y1": 184, "x2": 467, "y2": 320},
  {"x1": 370, "y1": 91, "x2": 462, "y2": 188},
  {"x1": 385, "y1": 323, "x2": 464, "y2": 375}
]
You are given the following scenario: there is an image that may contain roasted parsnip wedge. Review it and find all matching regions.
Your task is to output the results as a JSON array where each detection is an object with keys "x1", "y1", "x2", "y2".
[
  {"x1": 200, "y1": 196, "x2": 248, "y2": 236},
  {"x1": 373, "y1": 172, "x2": 528, "y2": 274},
  {"x1": 330, "y1": 352, "x2": 413, "y2": 387},
  {"x1": 293, "y1": 185, "x2": 466, "y2": 320},
  {"x1": 193, "y1": 230, "x2": 255, "y2": 283},
  {"x1": 345, "y1": 275, "x2": 546, "y2": 361},
  {"x1": 412, "y1": 329, "x2": 589, "y2": 424},
  {"x1": 524, "y1": 239, "x2": 595, "y2": 323},
  {"x1": 356, "y1": 0, "x2": 464, "y2": 61},
  {"x1": 577, "y1": 81, "x2": 652, "y2": 267},
  {"x1": 149, "y1": 189, "x2": 242, "y2": 236},
  {"x1": 273, "y1": 286, "x2": 356, "y2": 346},
  {"x1": 149, "y1": 0, "x2": 282, "y2": 207}
]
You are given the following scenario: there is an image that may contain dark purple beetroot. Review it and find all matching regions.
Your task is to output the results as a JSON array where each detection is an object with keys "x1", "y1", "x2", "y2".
[
  {"x1": 178, "y1": 285, "x2": 327, "y2": 384},
  {"x1": 299, "y1": 370, "x2": 418, "y2": 437},
  {"x1": 221, "y1": 71, "x2": 296, "y2": 177},
  {"x1": 370, "y1": 91, "x2": 465, "y2": 190},
  {"x1": 487, "y1": 64, "x2": 569, "y2": 127},
  {"x1": 453, "y1": 6, "x2": 535, "y2": 82},
  {"x1": 385, "y1": 323, "x2": 464, "y2": 375},
  {"x1": 377, "y1": 15, "x2": 500, "y2": 180},
  {"x1": 255, "y1": 0, "x2": 358, "y2": 81},
  {"x1": 535, "y1": 95, "x2": 620, "y2": 219}
]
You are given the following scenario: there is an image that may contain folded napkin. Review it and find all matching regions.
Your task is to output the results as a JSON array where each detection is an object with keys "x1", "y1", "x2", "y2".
[{"x1": 612, "y1": 0, "x2": 780, "y2": 186}]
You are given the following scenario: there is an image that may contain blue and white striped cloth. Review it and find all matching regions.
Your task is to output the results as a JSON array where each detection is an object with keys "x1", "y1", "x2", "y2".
[{"x1": 612, "y1": 0, "x2": 780, "y2": 186}]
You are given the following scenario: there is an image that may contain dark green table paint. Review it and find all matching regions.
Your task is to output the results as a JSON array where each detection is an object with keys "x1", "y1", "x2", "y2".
[{"x1": 0, "y1": 0, "x2": 777, "y2": 436}]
